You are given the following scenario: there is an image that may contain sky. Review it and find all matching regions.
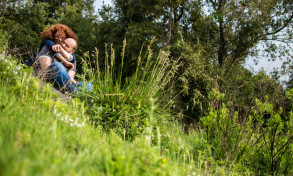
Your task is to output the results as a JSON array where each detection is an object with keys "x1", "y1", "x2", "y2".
[
  {"x1": 94, "y1": 0, "x2": 290, "y2": 82},
  {"x1": 94, "y1": 0, "x2": 112, "y2": 10}
]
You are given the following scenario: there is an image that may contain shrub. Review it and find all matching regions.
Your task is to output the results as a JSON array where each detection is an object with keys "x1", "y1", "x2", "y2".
[{"x1": 201, "y1": 89, "x2": 293, "y2": 175}]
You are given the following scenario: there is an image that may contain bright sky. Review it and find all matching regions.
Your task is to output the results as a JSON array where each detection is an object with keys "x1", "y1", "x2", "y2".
[
  {"x1": 94, "y1": 0, "x2": 112, "y2": 10},
  {"x1": 94, "y1": 0, "x2": 290, "y2": 82}
]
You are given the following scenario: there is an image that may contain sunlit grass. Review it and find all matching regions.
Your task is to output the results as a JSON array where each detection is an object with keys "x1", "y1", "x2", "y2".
[{"x1": 0, "y1": 38, "x2": 210, "y2": 175}]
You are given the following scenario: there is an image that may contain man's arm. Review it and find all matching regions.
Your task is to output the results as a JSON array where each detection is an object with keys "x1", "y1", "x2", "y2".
[
  {"x1": 40, "y1": 40, "x2": 76, "y2": 62},
  {"x1": 52, "y1": 45, "x2": 73, "y2": 62},
  {"x1": 56, "y1": 53, "x2": 74, "y2": 70}
]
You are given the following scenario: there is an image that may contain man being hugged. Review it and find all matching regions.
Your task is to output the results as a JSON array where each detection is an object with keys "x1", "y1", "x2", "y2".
[
  {"x1": 37, "y1": 37, "x2": 91, "y2": 93},
  {"x1": 39, "y1": 37, "x2": 78, "y2": 85}
]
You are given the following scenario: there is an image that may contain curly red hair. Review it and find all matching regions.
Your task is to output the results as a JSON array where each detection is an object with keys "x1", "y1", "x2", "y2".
[{"x1": 40, "y1": 24, "x2": 78, "y2": 43}]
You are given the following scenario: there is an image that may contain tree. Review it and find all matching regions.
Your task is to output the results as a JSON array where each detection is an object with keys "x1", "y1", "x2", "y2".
[{"x1": 187, "y1": 0, "x2": 293, "y2": 68}]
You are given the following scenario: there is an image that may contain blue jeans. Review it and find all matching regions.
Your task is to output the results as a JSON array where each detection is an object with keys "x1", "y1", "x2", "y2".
[{"x1": 47, "y1": 62, "x2": 92, "y2": 93}]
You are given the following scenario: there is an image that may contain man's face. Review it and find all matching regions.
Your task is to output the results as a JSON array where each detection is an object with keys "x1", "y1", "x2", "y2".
[{"x1": 61, "y1": 38, "x2": 76, "y2": 54}]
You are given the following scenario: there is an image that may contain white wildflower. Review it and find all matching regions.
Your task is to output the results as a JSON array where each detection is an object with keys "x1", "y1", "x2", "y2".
[
  {"x1": 145, "y1": 135, "x2": 151, "y2": 141},
  {"x1": 91, "y1": 99, "x2": 94, "y2": 103},
  {"x1": 81, "y1": 122, "x2": 85, "y2": 126},
  {"x1": 69, "y1": 118, "x2": 73, "y2": 122},
  {"x1": 98, "y1": 106, "x2": 102, "y2": 110},
  {"x1": 70, "y1": 123, "x2": 74, "y2": 126},
  {"x1": 54, "y1": 109, "x2": 57, "y2": 114}
]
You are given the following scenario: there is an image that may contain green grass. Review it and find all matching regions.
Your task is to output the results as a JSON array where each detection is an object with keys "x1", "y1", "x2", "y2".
[
  {"x1": 3, "y1": 32, "x2": 281, "y2": 175},
  {"x1": 0, "y1": 75, "x2": 182, "y2": 176},
  {"x1": 0, "y1": 49, "x2": 208, "y2": 176}
]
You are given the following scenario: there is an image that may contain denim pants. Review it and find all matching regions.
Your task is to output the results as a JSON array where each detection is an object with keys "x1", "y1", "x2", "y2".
[{"x1": 47, "y1": 62, "x2": 92, "y2": 93}]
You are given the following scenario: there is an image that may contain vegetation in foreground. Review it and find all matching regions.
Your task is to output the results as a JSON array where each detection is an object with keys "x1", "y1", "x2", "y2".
[{"x1": 1, "y1": 28, "x2": 293, "y2": 176}]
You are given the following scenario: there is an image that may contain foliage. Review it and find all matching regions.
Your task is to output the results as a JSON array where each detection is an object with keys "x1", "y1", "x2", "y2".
[
  {"x1": 0, "y1": 34, "x2": 205, "y2": 176},
  {"x1": 1, "y1": 1, "x2": 293, "y2": 175},
  {"x1": 201, "y1": 89, "x2": 293, "y2": 175},
  {"x1": 77, "y1": 39, "x2": 180, "y2": 139}
]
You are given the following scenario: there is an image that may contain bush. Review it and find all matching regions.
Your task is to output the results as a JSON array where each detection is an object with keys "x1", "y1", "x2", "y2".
[{"x1": 201, "y1": 89, "x2": 293, "y2": 175}]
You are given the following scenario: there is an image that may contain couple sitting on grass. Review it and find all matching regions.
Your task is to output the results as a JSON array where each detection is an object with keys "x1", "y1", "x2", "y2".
[{"x1": 25, "y1": 24, "x2": 92, "y2": 94}]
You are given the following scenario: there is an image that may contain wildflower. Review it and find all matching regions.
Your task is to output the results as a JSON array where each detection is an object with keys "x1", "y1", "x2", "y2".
[
  {"x1": 13, "y1": 71, "x2": 18, "y2": 75},
  {"x1": 145, "y1": 135, "x2": 151, "y2": 141},
  {"x1": 162, "y1": 158, "x2": 167, "y2": 163},
  {"x1": 70, "y1": 123, "x2": 74, "y2": 126},
  {"x1": 189, "y1": 165, "x2": 193, "y2": 169},
  {"x1": 54, "y1": 109, "x2": 57, "y2": 114},
  {"x1": 91, "y1": 99, "x2": 94, "y2": 103},
  {"x1": 98, "y1": 106, "x2": 103, "y2": 110},
  {"x1": 81, "y1": 122, "x2": 85, "y2": 126},
  {"x1": 69, "y1": 118, "x2": 73, "y2": 122}
]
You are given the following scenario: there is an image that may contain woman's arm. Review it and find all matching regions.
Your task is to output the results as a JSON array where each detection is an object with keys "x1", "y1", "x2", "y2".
[{"x1": 39, "y1": 40, "x2": 56, "y2": 52}]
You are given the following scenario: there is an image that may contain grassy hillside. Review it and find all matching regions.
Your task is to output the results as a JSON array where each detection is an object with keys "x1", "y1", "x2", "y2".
[
  {"x1": 0, "y1": 55, "x2": 194, "y2": 176},
  {"x1": 0, "y1": 33, "x2": 210, "y2": 176},
  {"x1": 1, "y1": 30, "x2": 293, "y2": 175}
]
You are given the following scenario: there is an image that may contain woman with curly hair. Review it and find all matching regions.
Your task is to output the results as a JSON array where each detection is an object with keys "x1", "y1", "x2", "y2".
[
  {"x1": 39, "y1": 24, "x2": 78, "y2": 71},
  {"x1": 25, "y1": 24, "x2": 78, "y2": 70},
  {"x1": 40, "y1": 24, "x2": 78, "y2": 44},
  {"x1": 24, "y1": 24, "x2": 92, "y2": 93}
]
